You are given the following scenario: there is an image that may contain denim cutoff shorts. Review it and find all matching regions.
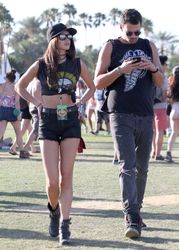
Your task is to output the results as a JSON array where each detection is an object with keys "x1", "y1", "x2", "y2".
[
  {"x1": 0, "y1": 106, "x2": 18, "y2": 122},
  {"x1": 38, "y1": 106, "x2": 81, "y2": 143}
]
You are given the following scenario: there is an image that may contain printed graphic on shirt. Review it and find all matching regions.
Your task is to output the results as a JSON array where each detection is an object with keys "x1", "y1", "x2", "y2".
[
  {"x1": 57, "y1": 71, "x2": 76, "y2": 93},
  {"x1": 121, "y1": 50, "x2": 151, "y2": 92}
]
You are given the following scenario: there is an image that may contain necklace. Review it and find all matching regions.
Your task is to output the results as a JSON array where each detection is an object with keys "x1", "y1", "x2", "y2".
[{"x1": 59, "y1": 54, "x2": 66, "y2": 60}]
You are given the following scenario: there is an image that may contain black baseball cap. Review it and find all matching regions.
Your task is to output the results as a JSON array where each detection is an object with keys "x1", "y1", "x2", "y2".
[{"x1": 47, "y1": 23, "x2": 77, "y2": 42}]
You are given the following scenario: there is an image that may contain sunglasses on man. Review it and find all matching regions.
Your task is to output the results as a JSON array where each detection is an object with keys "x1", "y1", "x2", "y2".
[
  {"x1": 58, "y1": 34, "x2": 73, "y2": 41},
  {"x1": 126, "y1": 31, "x2": 141, "y2": 37}
]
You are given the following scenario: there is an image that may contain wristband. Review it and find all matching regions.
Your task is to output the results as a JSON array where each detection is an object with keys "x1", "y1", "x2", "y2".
[
  {"x1": 116, "y1": 66, "x2": 122, "y2": 75},
  {"x1": 79, "y1": 99, "x2": 83, "y2": 105},
  {"x1": 150, "y1": 68, "x2": 159, "y2": 73}
]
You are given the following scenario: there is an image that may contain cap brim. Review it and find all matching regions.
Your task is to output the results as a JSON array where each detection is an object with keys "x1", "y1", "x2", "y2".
[
  {"x1": 66, "y1": 27, "x2": 77, "y2": 35},
  {"x1": 50, "y1": 28, "x2": 77, "y2": 41}
]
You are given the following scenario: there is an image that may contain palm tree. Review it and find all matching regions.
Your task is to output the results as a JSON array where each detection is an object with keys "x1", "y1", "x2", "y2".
[
  {"x1": 62, "y1": 4, "x2": 78, "y2": 26},
  {"x1": 93, "y1": 12, "x2": 106, "y2": 47},
  {"x1": 9, "y1": 17, "x2": 46, "y2": 72},
  {"x1": 40, "y1": 8, "x2": 62, "y2": 28},
  {"x1": 0, "y1": 3, "x2": 13, "y2": 55},
  {"x1": 108, "y1": 8, "x2": 121, "y2": 26},
  {"x1": 153, "y1": 31, "x2": 179, "y2": 55},
  {"x1": 142, "y1": 17, "x2": 153, "y2": 37},
  {"x1": 79, "y1": 13, "x2": 92, "y2": 47}
]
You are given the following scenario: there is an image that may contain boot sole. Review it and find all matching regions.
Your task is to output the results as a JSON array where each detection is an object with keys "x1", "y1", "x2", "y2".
[
  {"x1": 59, "y1": 239, "x2": 70, "y2": 246},
  {"x1": 125, "y1": 227, "x2": 140, "y2": 238}
]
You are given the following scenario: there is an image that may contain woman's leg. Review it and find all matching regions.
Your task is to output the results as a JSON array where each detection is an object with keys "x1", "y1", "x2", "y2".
[
  {"x1": 11, "y1": 121, "x2": 24, "y2": 150},
  {"x1": 10, "y1": 119, "x2": 31, "y2": 153},
  {"x1": 87, "y1": 109, "x2": 94, "y2": 131},
  {"x1": 0, "y1": 121, "x2": 8, "y2": 140},
  {"x1": 59, "y1": 138, "x2": 80, "y2": 220},
  {"x1": 39, "y1": 139, "x2": 60, "y2": 208},
  {"x1": 167, "y1": 118, "x2": 179, "y2": 152}
]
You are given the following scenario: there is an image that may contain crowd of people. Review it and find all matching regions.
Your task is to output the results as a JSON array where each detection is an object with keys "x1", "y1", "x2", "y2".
[{"x1": 0, "y1": 8, "x2": 179, "y2": 246}]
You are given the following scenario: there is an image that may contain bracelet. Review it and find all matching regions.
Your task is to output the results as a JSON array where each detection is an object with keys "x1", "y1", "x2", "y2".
[
  {"x1": 150, "y1": 68, "x2": 159, "y2": 73},
  {"x1": 79, "y1": 99, "x2": 83, "y2": 105},
  {"x1": 116, "y1": 66, "x2": 122, "y2": 75}
]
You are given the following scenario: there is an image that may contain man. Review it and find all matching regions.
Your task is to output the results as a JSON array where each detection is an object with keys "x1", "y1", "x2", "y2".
[{"x1": 94, "y1": 9, "x2": 163, "y2": 238}]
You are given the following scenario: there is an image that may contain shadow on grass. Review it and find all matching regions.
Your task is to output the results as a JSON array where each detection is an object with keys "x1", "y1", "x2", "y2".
[
  {"x1": 142, "y1": 211, "x2": 179, "y2": 223},
  {"x1": 69, "y1": 238, "x2": 160, "y2": 249},
  {"x1": 72, "y1": 208, "x2": 122, "y2": 218},
  {"x1": 77, "y1": 153, "x2": 113, "y2": 158},
  {"x1": 0, "y1": 156, "x2": 42, "y2": 162},
  {"x1": 73, "y1": 196, "x2": 120, "y2": 202},
  {"x1": 0, "y1": 191, "x2": 46, "y2": 199},
  {"x1": 0, "y1": 228, "x2": 48, "y2": 240}
]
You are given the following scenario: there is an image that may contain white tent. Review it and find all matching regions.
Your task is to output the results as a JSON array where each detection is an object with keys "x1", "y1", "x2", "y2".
[{"x1": 0, "y1": 53, "x2": 20, "y2": 83}]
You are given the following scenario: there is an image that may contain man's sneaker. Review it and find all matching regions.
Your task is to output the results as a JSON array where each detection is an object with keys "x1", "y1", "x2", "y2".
[
  {"x1": 59, "y1": 218, "x2": 71, "y2": 246},
  {"x1": 165, "y1": 151, "x2": 173, "y2": 163},
  {"x1": 47, "y1": 203, "x2": 60, "y2": 237},
  {"x1": 124, "y1": 212, "x2": 142, "y2": 238}
]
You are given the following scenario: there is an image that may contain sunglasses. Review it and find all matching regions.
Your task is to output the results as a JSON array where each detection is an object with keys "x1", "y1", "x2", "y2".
[
  {"x1": 58, "y1": 34, "x2": 73, "y2": 41},
  {"x1": 126, "y1": 31, "x2": 141, "y2": 37}
]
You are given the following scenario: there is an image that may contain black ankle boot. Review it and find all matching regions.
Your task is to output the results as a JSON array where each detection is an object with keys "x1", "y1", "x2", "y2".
[
  {"x1": 47, "y1": 202, "x2": 60, "y2": 237},
  {"x1": 59, "y1": 218, "x2": 71, "y2": 245}
]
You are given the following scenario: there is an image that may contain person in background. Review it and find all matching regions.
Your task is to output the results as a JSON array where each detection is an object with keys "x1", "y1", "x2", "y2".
[
  {"x1": 15, "y1": 23, "x2": 95, "y2": 246},
  {"x1": 0, "y1": 69, "x2": 28, "y2": 158},
  {"x1": 165, "y1": 66, "x2": 179, "y2": 162},
  {"x1": 86, "y1": 96, "x2": 96, "y2": 134},
  {"x1": 76, "y1": 78, "x2": 88, "y2": 133},
  {"x1": 9, "y1": 96, "x2": 35, "y2": 155},
  {"x1": 94, "y1": 89, "x2": 110, "y2": 135},
  {"x1": 94, "y1": 9, "x2": 163, "y2": 238},
  {"x1": 21, "y1": 77, "x2": 42, "y2": 155},
  {"x1": 152, "y1": 55, "x2": 169, "y2": 160}
]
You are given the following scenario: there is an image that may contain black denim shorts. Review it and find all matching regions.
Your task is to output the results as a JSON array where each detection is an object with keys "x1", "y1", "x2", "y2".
[
  {"x1": 38, "y1": 106, "x2": 81, "y2": 143},
  {"x1": 0, "y1": 106, "x2": 18, "y2": 122},
  {"x1": 21, "y1": 107, "x2": 32, "y2": 120}
]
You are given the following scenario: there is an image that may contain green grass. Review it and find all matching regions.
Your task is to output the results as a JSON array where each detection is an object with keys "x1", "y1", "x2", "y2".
[{"x1": 0, "y1": 128, "x2": 179, "y2": 250}]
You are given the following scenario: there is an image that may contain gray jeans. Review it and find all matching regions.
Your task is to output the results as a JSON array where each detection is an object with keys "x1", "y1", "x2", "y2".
[{"x1": 110, "y1": 113, "x2": 153, "y2": 214}]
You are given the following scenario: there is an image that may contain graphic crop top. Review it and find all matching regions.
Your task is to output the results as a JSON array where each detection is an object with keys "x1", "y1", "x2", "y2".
[
  {"x1": 37, "y1": 57, "x2": 81, "y2": 100},
  {"x1": 0, "y1": 95, "x2": 15, "y2": 108}
]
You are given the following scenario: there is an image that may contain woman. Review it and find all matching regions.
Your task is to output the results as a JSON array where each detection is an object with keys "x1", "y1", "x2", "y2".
[
  {"x1": 0, "y1": 69, "x2": 28, "y2": 158},
  {"x1": 15, "y1": 23, "x2": 95, "y2": 245},
  {"x1": 165, "y1": 66, "x2": 179, "y2": 162}
]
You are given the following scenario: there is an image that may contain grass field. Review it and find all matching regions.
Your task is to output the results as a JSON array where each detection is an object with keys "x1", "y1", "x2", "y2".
[{"x1": 0, "y1": 126, "x2": 179, "y2": 250}]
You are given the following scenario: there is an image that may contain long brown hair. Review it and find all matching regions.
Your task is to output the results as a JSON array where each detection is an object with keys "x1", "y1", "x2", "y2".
[{"x1": 43, "y1": 37, "x2": 76, "y2": 89}]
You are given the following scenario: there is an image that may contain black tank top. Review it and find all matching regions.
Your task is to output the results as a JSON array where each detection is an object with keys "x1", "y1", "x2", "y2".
[
  {"x1": 37, "y1": 57, "x2": 81, "y2": 99},
  {"x1": 104, "y1": 38, "x2": 154, "y2": 116}
]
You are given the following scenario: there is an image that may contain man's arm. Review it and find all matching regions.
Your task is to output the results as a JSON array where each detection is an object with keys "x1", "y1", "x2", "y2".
[
  {"x1": 94, "y1": 42, "x2": 123, "y2": 89},
  {"x1": 149, "y1": 41, "x2": 164, "y2": 87}
]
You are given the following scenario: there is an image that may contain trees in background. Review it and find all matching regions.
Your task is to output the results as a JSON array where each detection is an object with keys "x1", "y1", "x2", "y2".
[{"x1": 1, "y1": 2, "x2": 179, "y2": 76}]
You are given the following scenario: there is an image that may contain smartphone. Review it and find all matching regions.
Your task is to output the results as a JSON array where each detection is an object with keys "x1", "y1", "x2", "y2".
[{"x1": 132, "y1": 57, "x2": 141, "y2": 64}]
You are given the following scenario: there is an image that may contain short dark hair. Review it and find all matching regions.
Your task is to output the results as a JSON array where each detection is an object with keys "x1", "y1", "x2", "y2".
[
  {"x1": 120, "y1": 9, "x2": 142, "y2": 25},
  {"x1": 6, "y1": 69, "x2": 16, "y2": 83},
  {"x1": 159, "y1": 55, "x2": 168, "y2": 65}
]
